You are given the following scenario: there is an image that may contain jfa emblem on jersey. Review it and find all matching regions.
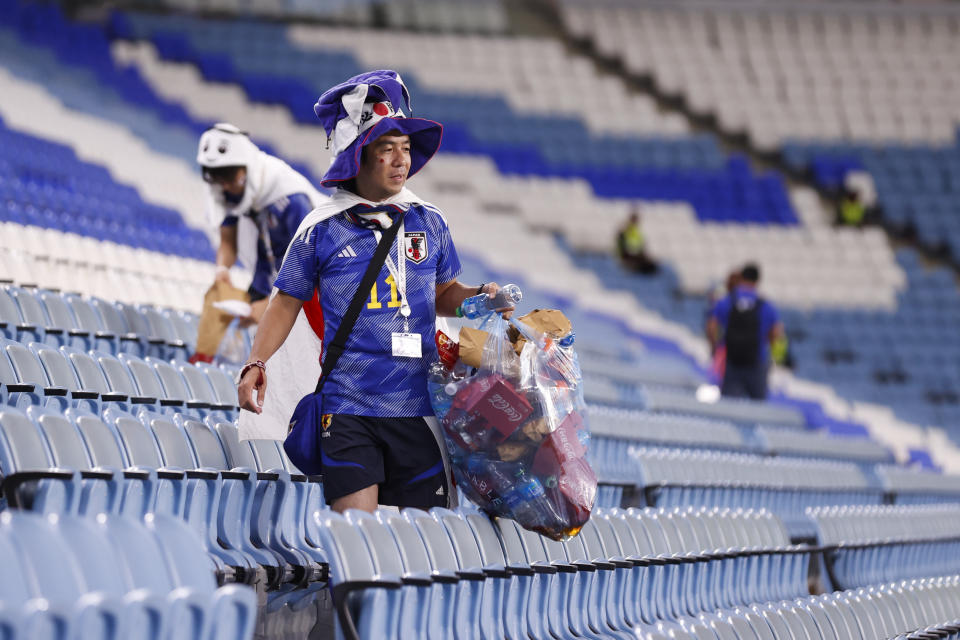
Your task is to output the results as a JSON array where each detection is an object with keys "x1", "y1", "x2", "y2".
[
  {"x1": 403, "y1": 232, "x2": 428, "y2": 264},
  {"x1": 321, "y1": 413, "x2": 333, "y2": 438}
]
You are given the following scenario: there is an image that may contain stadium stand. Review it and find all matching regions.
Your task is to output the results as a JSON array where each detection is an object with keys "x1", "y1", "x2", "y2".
[
  {"x1": 560, "y1": 2, "x2": 960, "y2": 147},
  {"x1": 543, "y1": 0, "x2": 960, "y2": 431},
  {"x1": 5, "y1": 0, "x2": 960, "y2": 637}
]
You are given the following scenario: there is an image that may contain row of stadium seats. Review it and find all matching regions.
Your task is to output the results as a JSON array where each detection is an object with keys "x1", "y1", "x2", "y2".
[
  {"x1": 0, "y1": 223, "x2": 212, "y2": 312},
  {"x1": 590, "y1": 443, "x2": 960, "y2": 539},
  {"x1": 287, "y1": 24, "x2": 686, "y2": 137},
  {"x1": 317, "y1": 504, "x2": 960, "y2": 639},
  {"x1": 0, "y1": 510, "x2": 256, "y2": 640},
  {"x1": 107, "y1": 8, "x2": 802, "y2": 224},
  {"x1": 0, "y1": 401, "x2": 330, "y2": 596},
  {"x1": 0, "y1": 284, "x2": 201, "y2": 359},
  {"x1": 590, "y1": 406, "x2": 893, "y2": 463},
  {"x1": 562, "y1": 2, "x2": 960, "y2": 148},
  {"x1": 0, "y1": 296, "x2": 878, "y2": 471},
  {"x1": 788, "y1": 140, "x2": 960, "y2": 266},
  {"x1": 138, "y1": 0, "x2": 509, "y2": 33},
  {"x1": 0, "y1": 117, "x2": 211, "y2": 260},
  {"x1": 559, "y1": 0, "x2": 960, "y2": 269},
  {"x1": 0, "y1": 338, "x2": 235, "y2": 419},
  {"x1": 810, "y1": 505, "x2": 960, "y2": 592}
]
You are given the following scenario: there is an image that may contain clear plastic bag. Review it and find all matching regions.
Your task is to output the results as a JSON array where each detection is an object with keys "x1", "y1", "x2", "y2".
[
  {"x1": 430, "y1": 311, "x2": 596, "y2": 540},
  {"x1": 214, "y1": 317, "x2": 250, "y2": 366}
]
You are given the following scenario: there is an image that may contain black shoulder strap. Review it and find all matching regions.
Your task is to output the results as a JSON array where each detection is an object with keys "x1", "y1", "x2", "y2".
[{"x1": 313, "y1": 209, "x2": 406, "y2": 395}]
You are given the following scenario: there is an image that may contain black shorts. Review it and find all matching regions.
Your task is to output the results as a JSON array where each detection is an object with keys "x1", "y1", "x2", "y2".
[{"x1": 318, "y1": 414, "x2": 448, "y2": 509}]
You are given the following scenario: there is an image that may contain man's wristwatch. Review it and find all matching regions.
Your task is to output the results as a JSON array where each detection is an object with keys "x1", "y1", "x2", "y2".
[{"x1": 477, "y1": 283, "x2": 486, "y2": 295}]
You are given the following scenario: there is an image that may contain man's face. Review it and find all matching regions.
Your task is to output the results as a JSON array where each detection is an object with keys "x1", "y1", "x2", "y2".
[
  {"x1": 204, "y1": 166, "x2": 247, "y2": 196},
  {"x1": 355, "y1": 132, "x2": 411, "y2": 201}
]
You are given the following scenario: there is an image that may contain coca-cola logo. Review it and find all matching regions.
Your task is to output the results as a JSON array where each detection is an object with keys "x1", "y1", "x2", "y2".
[
  {"x1": 555, "y1": 423, "x2": 578, "y2": 457},
  {"x1": 488, "y1": 393, "x2": 524, "y2": 422}
]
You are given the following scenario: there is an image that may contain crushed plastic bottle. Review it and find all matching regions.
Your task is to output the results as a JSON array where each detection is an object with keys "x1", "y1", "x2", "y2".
[
  {"x1": 504, "y1": 475, "x2": 562, "y2": 532},
  {"x1": 428, "y1": 362, "x2": 455, "y2": 420},
  {"x1": 460, "y1": 284, "x2": 522, "y2": 319}
]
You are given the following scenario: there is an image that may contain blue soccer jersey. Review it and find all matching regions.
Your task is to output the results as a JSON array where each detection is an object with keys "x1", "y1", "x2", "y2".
[
  {"x1": 274, "y1": 202, "x2": 462, "y2": 417},
  {"x1": 222, "y1": 192, "x2": 315, "y2": 297}
]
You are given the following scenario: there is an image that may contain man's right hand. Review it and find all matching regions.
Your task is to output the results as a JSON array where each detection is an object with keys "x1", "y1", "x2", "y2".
[{"x1": 238, "y1": 366, "x2": 266, "y2": 413}]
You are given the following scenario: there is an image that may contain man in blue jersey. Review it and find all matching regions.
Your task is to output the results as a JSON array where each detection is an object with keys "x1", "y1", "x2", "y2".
[
  {"x1": 237, "y1": 70, "x2": 511, "y2": 513},
  {"x1": 707, "y1": 263, "x2": 784, "y2": 400}
]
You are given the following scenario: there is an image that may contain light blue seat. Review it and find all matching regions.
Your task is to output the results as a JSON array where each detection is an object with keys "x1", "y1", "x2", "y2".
[
  {"x1": 6, "y1": 287, "x2": 57, "y2": 347},
  {"x1": 197, "y1": 362, "x2": 240, "y2": 408},
  {"x1": 310, "y1": 509, "x2": 403, "y2": 639},
  {"x1": 177, "y1": 361, "x2": 237, "y2": 421},
  {"x1": 343, "y1": 509, "x2": 430, "y2": 640},
  {"x1": 92, "y1": 350, "x2": 160, "y2": 411},
  {"x1": 34, "y1": 290, "x2": 92, "y2": 352},
  {"x1": 29, "y1": 341, "x2": 102, "y2": 413},
  {"x1": 1, "y1": 338, "x2": 71, "y2": 410},
  {"x1": 375, "y1": 506, "x2": 461, "y2": 640},
  {"x1": 62, "y1": 294, "x2": 119, "y2": 354},
  {"x1": 143, "y1": 514, "x2": 258, "y2": 640},
  {"x1": 0, "y1": 405, "x2": 80, "y2": 514},
  {"x1": 139, "y1": 305, "x2": 188, "y2": 362},
  {"x1": 809, "y1": 505, "x2": 960, "y2": 591},
  {"x1": 0, "y1": 343, "x2": 37, "y2": 409},
  {"x1": 0, "y1": 510, "x2": 133, "y2": 640},
  {"x1": 90, "y1": 298, "x2": 143, "y2": 357},
  {"x1": 403, "y1": 508, "x2": 488, "y2": 640},
  {"x1": 117, "y1": 302, "x2": 165, "y2": 358}
]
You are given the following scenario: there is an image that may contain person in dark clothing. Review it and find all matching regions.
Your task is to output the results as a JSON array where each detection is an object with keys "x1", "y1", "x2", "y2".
[
  {"x1": 616, "y1": 210, "x2": 658, "y2": 275},
  {"x1": 706, "y1": 263, "x2": 784, "y2": 400}
]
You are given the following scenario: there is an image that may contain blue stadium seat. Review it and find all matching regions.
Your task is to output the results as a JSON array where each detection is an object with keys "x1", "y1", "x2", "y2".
[{"x1": 0, "y1": 287, "x2": 42, "y2": 344}]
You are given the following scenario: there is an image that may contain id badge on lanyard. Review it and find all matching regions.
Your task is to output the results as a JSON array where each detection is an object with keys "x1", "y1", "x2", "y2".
[{"x1": 373, "y1": 222, "x2": 422, "y2": 359}]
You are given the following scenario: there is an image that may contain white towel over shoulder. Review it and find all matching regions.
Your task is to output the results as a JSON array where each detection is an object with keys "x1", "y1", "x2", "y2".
[{"x1": 237, "y1": 186, "x2": 427, "y2": 442}]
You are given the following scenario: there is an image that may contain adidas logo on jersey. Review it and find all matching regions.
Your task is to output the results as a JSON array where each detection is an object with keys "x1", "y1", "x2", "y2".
[
  {"x1": 435, "y1": 486, "x2": 445, "y2": 496},
  {"x1": 336, "y1": 245, "x2": 358, "y2": 258}
]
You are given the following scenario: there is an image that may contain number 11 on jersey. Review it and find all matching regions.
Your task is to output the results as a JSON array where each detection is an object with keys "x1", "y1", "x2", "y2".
[{"x1": 367, "y1": 274, "x2": 402, "y2": 310}]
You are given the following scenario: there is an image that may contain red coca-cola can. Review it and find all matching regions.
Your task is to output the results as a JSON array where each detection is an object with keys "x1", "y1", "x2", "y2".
[
  {"x1": 532, "y1": 411, "x2": 587, "y2": 475},
  {"x1": 451, "y1": 374, "x2": 533, "y2": 442}
]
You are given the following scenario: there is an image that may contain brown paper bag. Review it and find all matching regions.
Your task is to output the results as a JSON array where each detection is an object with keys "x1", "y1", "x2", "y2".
[
  {"x1": 195, "y1": 280, "x2": 249, "y2": 357},
  {"x1": 508, "y1": 309, "x2": 573, "y2": 354},
  {"x1": 458, "y1": 326, "x2": 490, "y2": 368}
]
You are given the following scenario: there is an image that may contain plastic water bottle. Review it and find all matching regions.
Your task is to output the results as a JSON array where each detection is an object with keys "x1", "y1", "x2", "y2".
[
  {"x1": 428, "y1": 363, "x2": 455, "y2": 419},
  {"x1": 465, "y1": 455, "x2": 523, "y2": 511},
  {"x1": 504, "y1": 476, "x2": 561, "y2": 531},
  {"x1": 460, "y1": 284, "x2": 522, "y2": 319}
]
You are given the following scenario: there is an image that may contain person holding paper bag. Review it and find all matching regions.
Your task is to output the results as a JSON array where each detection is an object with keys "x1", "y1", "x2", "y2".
[
  {"x1": 191, "y1": 123, "x2": 326, "y2": 362},
  {"x1": 237, "y1": 70, "x2": 514, "y2": 513}
]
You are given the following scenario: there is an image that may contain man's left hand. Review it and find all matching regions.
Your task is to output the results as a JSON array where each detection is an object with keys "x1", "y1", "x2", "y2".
[{"x1": 481, "y1": 282, "x2": 514, "y2": 320}]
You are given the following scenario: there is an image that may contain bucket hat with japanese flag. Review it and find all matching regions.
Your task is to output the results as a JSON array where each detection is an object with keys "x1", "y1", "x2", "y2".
[{"x1": 314, "y1": 69, "x2": 443, "y2": 189}]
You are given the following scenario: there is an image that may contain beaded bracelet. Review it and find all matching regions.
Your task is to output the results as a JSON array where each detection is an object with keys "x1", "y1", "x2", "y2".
[{"x1": 238, "y1": 360, "x2": 266, "y2": 385}]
